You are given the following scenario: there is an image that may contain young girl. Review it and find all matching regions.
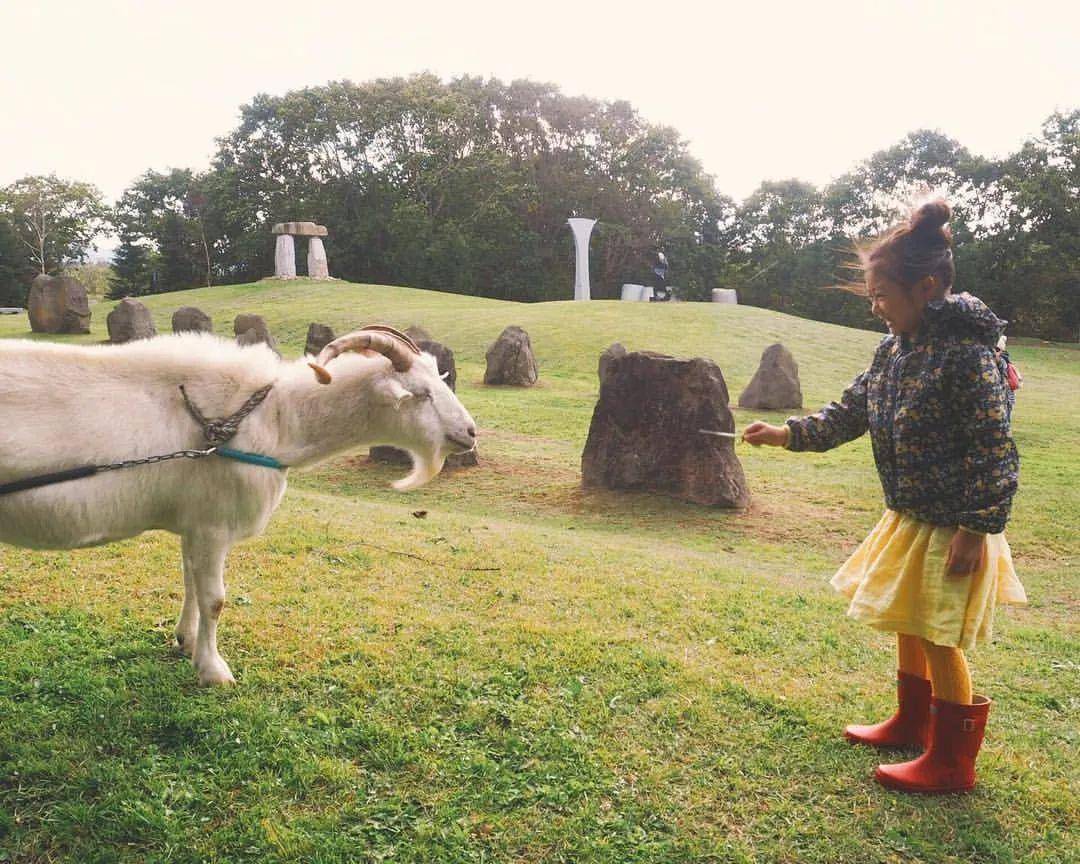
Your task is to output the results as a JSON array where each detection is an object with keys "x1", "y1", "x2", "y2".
[{"x1": 743, "y1": 200, "x2": 1025, "y2": 794}]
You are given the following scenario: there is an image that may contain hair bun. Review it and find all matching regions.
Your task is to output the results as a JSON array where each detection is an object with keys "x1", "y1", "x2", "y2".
[{"x1": 909, "y1": 199, "x2": 952, "y2": 238}]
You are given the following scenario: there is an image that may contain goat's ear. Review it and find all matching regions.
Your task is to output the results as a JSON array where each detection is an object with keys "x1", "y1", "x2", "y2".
[
  {"x1": 309, "y1": 363, "x2": 333, "y2": 385},
  {"x1": 379, "y1": 377, "x2": 414, "y2": 410}
]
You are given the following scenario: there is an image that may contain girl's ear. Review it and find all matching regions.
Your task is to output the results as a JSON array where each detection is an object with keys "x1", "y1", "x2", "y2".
[{"x1": 917, "y1": 275, "x2": 940, "y2": 301}]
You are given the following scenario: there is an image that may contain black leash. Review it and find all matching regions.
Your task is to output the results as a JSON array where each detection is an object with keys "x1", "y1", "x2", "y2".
[
  {"x1": 0, "y1": 447, "x2": 219, "y2": 496},
  {"x1": 0, "y1": 384, "x2": 277, "y2": 497}
]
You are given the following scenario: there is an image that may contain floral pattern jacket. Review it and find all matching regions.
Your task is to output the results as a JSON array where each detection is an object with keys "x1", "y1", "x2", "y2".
[{"x1": 785, "y1": 293, "x2": 1019, "y2": 534}]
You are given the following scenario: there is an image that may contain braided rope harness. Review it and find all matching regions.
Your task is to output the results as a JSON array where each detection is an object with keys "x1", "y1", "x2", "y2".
[
  {"x1": 179, "y1": 383, "x2": 273, "y2": 446},
  {"x1": 0, "y1": 384, "x2": 283, "y2": 497}
]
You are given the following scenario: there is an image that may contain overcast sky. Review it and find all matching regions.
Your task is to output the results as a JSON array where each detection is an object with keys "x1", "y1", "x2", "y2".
[{"x1": 1, "y1": 0, "x2": 1077, "y2": 206}]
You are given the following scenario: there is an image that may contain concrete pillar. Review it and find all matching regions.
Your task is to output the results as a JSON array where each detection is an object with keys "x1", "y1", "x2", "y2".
[
  {"x1": 307, "y1": 237, "x2": 330, "y2": 279},
  {"x1": 275, "y1": 235, "x2": 296, "y2": 278}
]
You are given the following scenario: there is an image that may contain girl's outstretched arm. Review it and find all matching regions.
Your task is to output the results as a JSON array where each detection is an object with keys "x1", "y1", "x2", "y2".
[
  {"x1": 784, "y1": 368, "x2": 871, "y2": 452},
  {"x1": 742, "y1": 421, "x2": 790, "y2": 447}
]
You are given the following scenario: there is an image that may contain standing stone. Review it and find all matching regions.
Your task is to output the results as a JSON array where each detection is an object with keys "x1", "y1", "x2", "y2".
[
  {"x1": 307, "y1": 237, "x2": 330, "y2": 279},
  {"x1": 484, "y1": 326, "x2": 538, "y2": 386},
  {"x1": 417, "y1": 338, "x2": 457, "y2": 392},
  {"x1": 107, "y1": 298, "x2": 157, "y2": 343},
  {"x1": 305, "y1": 322, "x2": 336, "y2": 356},
  {"x1": 581, "y1": 351, "x2": 750, "y2": 508},
  {"x1": 234, "y1": 313, "x2": 279, "y2": 355},
  {"x1": 368, "y1": 446, "x2": 414, "y2": 467},
  {"x1": 405, "y1": 325, "x2": 433, "y2": 344},
  {"x1": 27, "y1": 274, "x2": 91, "y2": 334},
  {"x1": 738, "y1": 343, "x2": 803, "y2": 410},
  {"x1": 598, "y1": 342, "x2": 628, "y2": 383},
  {"x1": 372, "y1": 444, "x2": 478, "y2": 469},
  {"x1": 172, "y1": 306, "x2": 213, "y2": 334},
  {"x1": 274, "y1": 235, "x2": 296, "y2": 279},
  {"x1": 370, "y1": 444, "x2": 484, "y2": 469}
]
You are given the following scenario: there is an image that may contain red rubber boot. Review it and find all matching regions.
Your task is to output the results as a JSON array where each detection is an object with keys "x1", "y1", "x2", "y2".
[
  {"x1": 844, "y1": 672, "x2": 931, "y2": 749},
  {"x1": 875, "y1": 695, "x2": 991, "y2": 794}
]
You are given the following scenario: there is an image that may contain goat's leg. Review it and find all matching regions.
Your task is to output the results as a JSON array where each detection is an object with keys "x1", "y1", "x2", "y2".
[
  {"x1": 184, "y1": 532, "x2": 236, "y2": 686},
  {"x1": 175, "y1": 538, "x2": 200, "y2": 656}
]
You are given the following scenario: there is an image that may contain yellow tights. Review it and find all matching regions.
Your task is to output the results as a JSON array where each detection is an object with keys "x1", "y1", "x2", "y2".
[{"x1": 897, "y1": 633, "x2": 972, "y2": 704}]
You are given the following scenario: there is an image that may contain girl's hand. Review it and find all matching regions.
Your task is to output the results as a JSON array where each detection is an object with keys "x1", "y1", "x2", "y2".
[
  {"x1": 742, "y1": 421, "x2": 790, "y2": 448},
  {"x1": 947, "y1": 528, "x2": 986, "y2": 577}
]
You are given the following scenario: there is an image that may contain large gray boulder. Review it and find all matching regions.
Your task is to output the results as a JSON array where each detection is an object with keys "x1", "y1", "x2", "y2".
[
  {"x1": 172, "y1": 306, "x2": 213, "y2": 334},
  {"x1": 484, "y1": 325, "x2": 538, "y2": 386},
  {"x1": 107, "y1": 298, "x2": 157, "y2": 343},
  {"x1": 27, "y1": 274, "x2": 91, "y2": 334},
  {"x1": 738, "y1": 343, "x2": 802, "y2": 410},
  {"x1": 234, "y1": 313, "x2": 279, "y2": 355},
  {"x1": 581, "y1": 351, "x2": 750, "y2": 508},
  {"x1": 305, "y1": 322, "x2": 335, "y2": 356}
]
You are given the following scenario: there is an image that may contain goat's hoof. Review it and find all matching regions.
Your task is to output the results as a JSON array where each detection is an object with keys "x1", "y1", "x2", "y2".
[
  {"x1": 196, "y1": 657, "x2": 236, "y2": 687},
  {"x1": 174, "y1": 633, "x2": 195, "y2": 657}
]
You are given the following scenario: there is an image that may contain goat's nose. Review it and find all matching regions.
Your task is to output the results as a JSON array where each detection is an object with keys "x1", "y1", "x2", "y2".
[{"x1": 466, "y1": 424, "x2": 477, "y2": 439}]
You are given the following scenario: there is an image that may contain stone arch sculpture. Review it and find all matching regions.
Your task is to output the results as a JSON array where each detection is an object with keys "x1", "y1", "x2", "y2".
[{"x1": 272, "y1": 222, "x2": 330, "y2": 279}]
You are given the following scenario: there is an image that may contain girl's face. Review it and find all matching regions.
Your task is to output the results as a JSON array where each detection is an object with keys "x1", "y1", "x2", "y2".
[{"x1": 867, "y1": 270, "x2": 941, "y2": 336}]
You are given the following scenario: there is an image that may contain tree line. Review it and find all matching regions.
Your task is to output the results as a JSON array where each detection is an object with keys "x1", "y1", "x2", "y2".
[{"x1": 1, "y1": 75, "x2": 1076, "y2": 339}]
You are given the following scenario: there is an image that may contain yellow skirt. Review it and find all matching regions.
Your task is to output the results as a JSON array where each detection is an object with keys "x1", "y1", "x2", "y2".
[{"x1": 831, "y1": 510, "x2": 1027, "y2": 651}]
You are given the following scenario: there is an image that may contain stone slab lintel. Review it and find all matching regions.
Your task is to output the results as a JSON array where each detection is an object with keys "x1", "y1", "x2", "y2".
[{"x1": 272, "y1": 221, "x2": 328, "y2": 237}]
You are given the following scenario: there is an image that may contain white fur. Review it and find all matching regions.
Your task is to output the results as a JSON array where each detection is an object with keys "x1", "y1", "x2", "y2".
[{"x1": 0, "y1": 332, "x2": 475, "y2": 685}]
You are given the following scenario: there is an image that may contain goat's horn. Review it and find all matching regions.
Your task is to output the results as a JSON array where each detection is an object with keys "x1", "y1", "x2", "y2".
[
  {"x1": 314, "y1": 329, "x2": 415, "y2": 377},
  {"x1": 356, "y1": 325, "x2": 423, "y2": 355}
]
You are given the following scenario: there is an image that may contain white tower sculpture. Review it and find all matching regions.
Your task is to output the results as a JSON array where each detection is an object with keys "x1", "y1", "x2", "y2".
[{"x1": 567, "y1": 217, "x2": 597, "y2": 301}]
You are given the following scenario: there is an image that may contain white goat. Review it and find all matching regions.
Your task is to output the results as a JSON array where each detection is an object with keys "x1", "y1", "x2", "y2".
[{"x1": 0, "y1": 326, "x2": 476, "y2": 685}]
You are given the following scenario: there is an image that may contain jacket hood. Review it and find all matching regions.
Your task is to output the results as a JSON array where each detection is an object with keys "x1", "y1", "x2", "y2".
[{"x1": 923, "y1": 292, "x2": 1007, "y2": 346}]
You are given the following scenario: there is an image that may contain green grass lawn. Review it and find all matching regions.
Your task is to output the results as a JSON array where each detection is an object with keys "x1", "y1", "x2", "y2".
[{"x1": 1, "y1": 282, "x2": 1077, "y2": 863}]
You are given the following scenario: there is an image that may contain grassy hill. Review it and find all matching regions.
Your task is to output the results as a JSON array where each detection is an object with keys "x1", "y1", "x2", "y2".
[{"x1": 1, "y1": 281, "x2": 1077, "y2": 863}]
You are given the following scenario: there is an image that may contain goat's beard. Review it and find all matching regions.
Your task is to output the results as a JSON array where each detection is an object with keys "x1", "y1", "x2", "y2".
[{"x1": 391, "y1": 447, "x2": 447, "y2": 492}]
